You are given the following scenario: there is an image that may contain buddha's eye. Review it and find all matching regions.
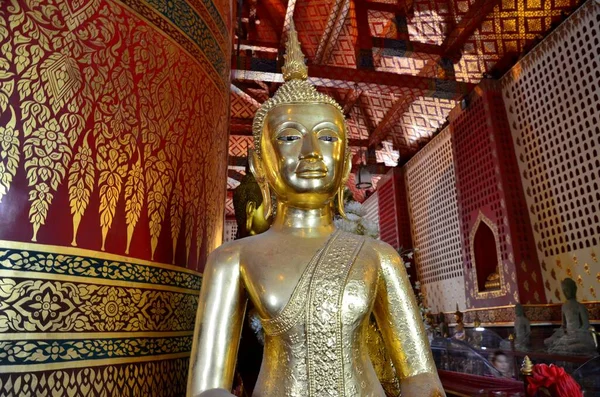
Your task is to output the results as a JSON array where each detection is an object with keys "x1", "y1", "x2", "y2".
[
  {"x1": 319, "y1": 135, "x2": 338, "y2": 142},
  {"x1": 317, "y1": 129, "x2": 339, "y2": 142},
  {"x1": 277, "y1": 135, "x2": 301, "y2": 142},
  {"x1": 276, "y1": 127, "x2": 302, "y2": 142}
]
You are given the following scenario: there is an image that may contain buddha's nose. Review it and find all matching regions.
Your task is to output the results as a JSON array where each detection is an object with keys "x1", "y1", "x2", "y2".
[{"x1": 299, "y1": 133, "x2": 323, "y2": 161}]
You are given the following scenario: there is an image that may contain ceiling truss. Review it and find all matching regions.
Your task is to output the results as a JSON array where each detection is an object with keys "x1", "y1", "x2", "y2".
[{"x1": 228, "y1": 0, "x2": 583, "y2": 201}]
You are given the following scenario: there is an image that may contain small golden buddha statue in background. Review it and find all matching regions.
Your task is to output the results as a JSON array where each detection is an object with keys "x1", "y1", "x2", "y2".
[
  {"x1": 233, "y1": 162, "x2": 272, "y2": 238},
  {"x1": 469, "y1": 313, "x2": 483, "y2": 348},
  {"x1": 187, "y1": 22, "x2": 444, "y2": 397},
  {"x1": 484, "y1": 265, "x2": 501, "y2": 290},
  {"x1": 452, "y1": 305, "x2": 466, "y2": 341}
]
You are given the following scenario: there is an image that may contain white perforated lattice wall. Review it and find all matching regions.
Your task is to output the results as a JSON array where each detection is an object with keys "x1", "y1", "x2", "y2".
[
  {"x1": 405, "y1": 128, "x2": 467, "y2": 312},
  {"x1": 223, "y1": 219, "x2": 238, "y2": 243},
  {"x1": 502, "y1": 1, "x2": 600, "y2": 302},
  {"x1": 362, "y1": 191, "x2": 380, "y2": 226}
]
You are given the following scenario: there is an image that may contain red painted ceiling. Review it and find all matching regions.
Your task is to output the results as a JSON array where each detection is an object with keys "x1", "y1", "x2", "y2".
[{"x1": 228, "y1": 0, "x2": 583, "y2": 203}]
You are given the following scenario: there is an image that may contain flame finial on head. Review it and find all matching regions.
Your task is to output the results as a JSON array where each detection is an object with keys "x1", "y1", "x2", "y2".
[{"x1": 281, "y1": 21, "x2": 308, "y2": 81}]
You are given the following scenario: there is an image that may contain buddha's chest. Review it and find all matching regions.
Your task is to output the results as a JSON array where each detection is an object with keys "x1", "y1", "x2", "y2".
[{"x1": 241, "y1": 241, "x2": 379, "y2": 325}]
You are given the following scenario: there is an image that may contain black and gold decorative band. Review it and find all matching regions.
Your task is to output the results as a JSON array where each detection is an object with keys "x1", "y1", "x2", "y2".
[
  {"x1": 0, "y1": 240, "x2": 201, "y2": 386},
  {"x1": 0, "y1": 240, "x2": 202, "y2": 290}
]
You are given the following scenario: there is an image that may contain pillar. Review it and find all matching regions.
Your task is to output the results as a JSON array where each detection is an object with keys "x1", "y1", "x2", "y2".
[
  {"x1": 377, "y1": 168, "x2": 416, "y2": 280},
  {"x1": 0, "y1": 0, "x2": 231, "y2": 393}
]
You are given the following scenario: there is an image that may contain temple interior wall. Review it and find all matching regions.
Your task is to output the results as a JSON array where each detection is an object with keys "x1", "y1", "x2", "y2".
[
  {"x1": 402, "y1": 1, "x2": 599, "y2": 319},
  {"x1": 362, "y1": 190, "x2": 380, "y2": 225},
  {"x1": 501, "y1": 1, "x2": 600, "y2": 303},
  {"x1": 404, "y1": 128, "x2": 467, "y2": 313}
]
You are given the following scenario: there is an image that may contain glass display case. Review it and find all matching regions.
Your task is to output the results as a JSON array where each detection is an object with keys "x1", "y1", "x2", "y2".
[
  {"x1": 431, "y1": 330, "x2": 600, "y2": 396},
  {"x1": 431, "y1": 337, "x2": 525, "y2": 396},
  {"x1": 572, "y1": 356, "x2": 600, "y2": 396}
]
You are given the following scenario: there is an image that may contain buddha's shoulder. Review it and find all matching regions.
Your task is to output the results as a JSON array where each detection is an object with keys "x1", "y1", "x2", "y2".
[
  {"x1": 359, "y1": 236, "x2": 398, "y2": 258},
  {"x1": 208, "y1": 234, "x2": 267, "y2": 259}
]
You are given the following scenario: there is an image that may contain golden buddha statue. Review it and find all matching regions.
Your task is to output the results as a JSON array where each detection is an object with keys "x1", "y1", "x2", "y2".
[
  {"x1": 452, "y1": 305, "x2": 466, "y2": 341},
  {"x1": 187, "y1": 22, "x2": 444, "y2": 397},
  {"x1": 484, "y1": 265, "x2": 501, "y2": 290},
  {"x1": 233, "y1": 160, "x2": 272, "y2": 238}
]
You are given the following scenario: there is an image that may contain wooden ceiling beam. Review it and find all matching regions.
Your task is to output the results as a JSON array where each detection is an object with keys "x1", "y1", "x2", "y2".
[
  {"x1": 355, "y1": 0, "x2": 374, "y2": 69},
  {"x1": 228, "y1": 169, "x2": 245, "y2": 182},
  {"x1": 236, "y1": 39, "x2": 279, "y2": 49},
  {"x1": 371, "y1": 37, "x2": 444, "y2": 59},
  {"x1": 314, "y1": 0, "x2": 351, "y2": 64},
  {"x1": 442, "y1": 0, "x2": 502, "y2": 60},
  {"x1": 342, "y1": 89, "x2": 362, "y2": 116},
  {"x1": 230, "y1": 118, "x2": 369, "y2": 148},
  {"x1": 228, "y1": 156, "x2": 248, "y2": 167},
  {"x1": 232, "y1": 63, "x2": 474, "y2": 98},
  {"x1": 368, "y1": 0, "x2": 499, "y2": 149},
  {"x1": 230, "y1": 118, "x2": 253, "y2": 135},
  {"x1": 364, "y1": 0, "x2": 413, "y2": 15},
  {"x1": 307, "y1": 65, "x2": 473, "y2": 98},
  {"x1": 229, "y1": 118, "x2": 370, "y2": 148}
]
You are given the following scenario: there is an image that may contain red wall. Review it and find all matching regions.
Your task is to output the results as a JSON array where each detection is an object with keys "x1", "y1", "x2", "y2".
[
  {"x1": 0, "y1": 0, "x2": 231, "y2": 271},
  {"x1": 449, "y1": 80, "x2": 545, "y2": 308},
  {"x1": 377, "y1": 168, "x2": 416, "y2": 280}
]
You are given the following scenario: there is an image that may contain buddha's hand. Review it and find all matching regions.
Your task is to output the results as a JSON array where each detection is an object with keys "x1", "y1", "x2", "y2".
[
  {"x1": 194, "y1": 388, "x2": 236, "y2": 397},
  {"x1": 400, "y1": 372, "x2": 446, "y2": 397}
]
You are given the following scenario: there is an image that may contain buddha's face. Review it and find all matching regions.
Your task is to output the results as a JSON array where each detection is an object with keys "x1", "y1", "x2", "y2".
[
  {"x1": 246, "y1": 200, "x2": 271, "y2": 236},
  {"x1": 259, "y1": 103, "x2": 348, "y2": 208},
  {"x1": 561, "y1": 278, "x2": 577, "y2": 300}
]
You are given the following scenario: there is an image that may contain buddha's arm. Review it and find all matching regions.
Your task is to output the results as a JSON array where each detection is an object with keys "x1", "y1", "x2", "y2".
[
  {"x1": 372, "y1": 241, "x2": 445, "y2": 397},
  {"x1": 579, "y1": 306, "x2": 590, "y2": 329},
  {"x1": 187, "y1": 245, "x2": 247, "y2": 397}
]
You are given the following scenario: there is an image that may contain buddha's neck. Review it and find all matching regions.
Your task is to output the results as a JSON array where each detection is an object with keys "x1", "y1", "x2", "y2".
[{"x1": 270, "y1": 202, "x2": 335, "y2": 237}]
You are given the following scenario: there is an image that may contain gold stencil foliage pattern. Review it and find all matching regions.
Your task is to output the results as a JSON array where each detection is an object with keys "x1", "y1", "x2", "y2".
[{"x1": 0, "y1": 0, "x2": 230, "y2": 266}]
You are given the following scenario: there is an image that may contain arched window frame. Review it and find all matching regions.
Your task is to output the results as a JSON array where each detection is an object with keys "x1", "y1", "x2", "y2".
[{"x1": 469, "y1": 211, "x2": 508, "y2": 299}]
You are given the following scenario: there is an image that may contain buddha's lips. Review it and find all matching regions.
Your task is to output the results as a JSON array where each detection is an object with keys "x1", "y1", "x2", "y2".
[{"x1": 296, "y1": 161, "x2": 328, "y2": 177}]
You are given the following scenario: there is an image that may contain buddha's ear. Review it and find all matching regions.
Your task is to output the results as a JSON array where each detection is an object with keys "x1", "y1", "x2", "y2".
[
  {"x1": 248, "y1": 149, "x2": 264, "y2": 181},
  {"x1": 245, "y1": 201, "x2": 256, "y2": 232},
  {"x1": 249, "y1": 150, "x2": 273, "y2": 220},
  {"x1": 336, "y1": 151, "x2": 352, "y2": 219},
  {"x1": 342, "y1": 151, "x2": 352, "y2": 182}
]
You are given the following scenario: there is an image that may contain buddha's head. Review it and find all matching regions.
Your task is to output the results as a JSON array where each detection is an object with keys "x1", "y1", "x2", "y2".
[
  {"x1": 250, "y1": 22, "x2": 350, "y2": 218},
  {"x1": 437, "y1": 312, "x2": 445, "y2": 324},
  {"x1": 515, "y1": 303, "x2": 524, "y2": 317},
  {"x1": 233, "y1": 169, "x2": 271, "y2": 237},
  {"x1": 454, "y1": 305, "x2": 463, "y2": 323},
  {"x1": 561, "y1": 277, "x2": 577, "y2": 300}
]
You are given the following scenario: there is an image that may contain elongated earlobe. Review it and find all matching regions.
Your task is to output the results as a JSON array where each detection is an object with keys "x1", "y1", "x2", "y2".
[
  {"x1": 261, "y1": 186, "x2": 272, "y2": 220},
  {"x1": 336, "y1": 151, "x2": 352, "y2": 219},
  {"x1": 245, "y1": 201, "x2": 256, "y2": 232},
  {"x1": 249, "y1": 150, "x2": 273, "y2": 220},
  {"x1": 336, "y1": 185, "x2": 346, "y2": 219}
]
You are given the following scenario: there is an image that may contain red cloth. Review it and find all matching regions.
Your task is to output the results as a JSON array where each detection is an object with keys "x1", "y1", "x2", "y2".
[
  {"x1": 438, "y1": 370, "x2": 524, "y2": 395},
  {"x1": 527, "y1": 364, "x2": 583, "y2": 397}
]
